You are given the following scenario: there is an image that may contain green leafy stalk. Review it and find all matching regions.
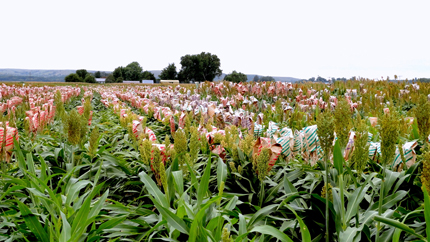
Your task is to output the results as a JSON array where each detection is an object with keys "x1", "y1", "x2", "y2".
[
  {"x1": 376, "y1": 108, "x2": 399, "y2": 241},
  {"x1": 334, "y1": 98, "x2": 352, "y2": 150},
  {"x1": 414, "y1": 94, "x2": 430, "y2": 140},
  {"x1": 316, "y1": 111, "x2": 335, "y2": 242}
]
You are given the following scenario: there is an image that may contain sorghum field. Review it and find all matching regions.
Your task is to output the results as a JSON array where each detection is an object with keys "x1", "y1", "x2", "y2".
[{"x1": 1, "y1": 80, "x2": 430, "y2": 241}]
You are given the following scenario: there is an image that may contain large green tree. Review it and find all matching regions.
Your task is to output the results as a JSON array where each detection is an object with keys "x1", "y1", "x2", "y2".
[
  {"x1": 95, "y1": 71, "x2": 101, "y2": 78},
  {"x1": 178, "y1": 52, "x2": 222, "y2": 83},
  {"x1": 105, "y1": 74, "x2": 115, "y2": 83},
  {"x1": 224, "y1": 70, "x2": 247, "y2": 83},
  {"x1": 84, "y1": 74, "x2": 96, "y2": 83},
  {"x1": 76, "y1": 69, "x2": 89, "y2": 80},
  {"x1": 159, "y1": 63, "x2": 178, "y2": 80},
  {"x1": 252, "y1": 75, "x2": 260, "y2": 82},
  {"x1": 124, "y1": 62, "x2": 143, "y2": 81},
  {"x1": 65, "y1": 73, "x2": 81, "y2": 82},
  {"x1": 141, "y1": 71, "x2": 156, "y2": 82},
  {"x1": 113, "y1": 67, "x2": 125, "y2": 81},
  {"x1": 260, "y1": 76, "x2": 275, "y2": 82}
]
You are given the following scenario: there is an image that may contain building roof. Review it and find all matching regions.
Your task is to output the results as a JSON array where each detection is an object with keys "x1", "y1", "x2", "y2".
[
  {"x1": 95, "y1": 78, "x2": 106, "y2": 83},
  {"x1": 160, "y1": 80, "x2": 179, "y2": 83}
]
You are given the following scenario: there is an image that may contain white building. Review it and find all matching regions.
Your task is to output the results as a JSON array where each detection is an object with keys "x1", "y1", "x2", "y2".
[
  {"x1": 95, "y1": 78, "x2": 106, "y2": 84},
  {"x1": 160, "y1": 80, "x2": 179, "y2": 84}
]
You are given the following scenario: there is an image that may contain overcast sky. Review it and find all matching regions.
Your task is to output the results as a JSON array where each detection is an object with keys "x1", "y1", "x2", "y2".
[{"x1": 1, "y1": 0, "x2": 429, "y2": 80}]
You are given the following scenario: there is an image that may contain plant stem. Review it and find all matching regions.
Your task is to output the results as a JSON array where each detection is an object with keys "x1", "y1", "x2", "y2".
[
  {"x1": 325, "y1": 153, "x2": 330, "y2": 242},
  {"x1": 376, "y1": 164, "x2": 386, "y2": 242},
  {"x1": 339, "y1": 174, "x2": 345, "y2": 230},
  {"x1": 259, "y1": 180, "x2": 265, "y2": 208}
]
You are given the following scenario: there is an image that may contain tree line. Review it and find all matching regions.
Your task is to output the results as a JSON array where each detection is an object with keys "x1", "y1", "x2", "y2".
[
  {"x1": 65, "y1": 69, "x2": 96, "y2": 83},
  {"x1": 65, "y1": 52, "x2": 277, "y2": 83}
]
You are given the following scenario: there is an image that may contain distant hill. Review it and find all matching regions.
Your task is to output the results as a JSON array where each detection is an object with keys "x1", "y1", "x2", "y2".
[
  {"x1": 0, "y1": 69, "x2": 89, "y2": 82},
  {"x1": 213, "y1": 74, "x2": 300, "y2": 83},
  {"x1": 0, "y1": 69, "x2": 301, "y2": 83},
  {"x1": 150, "y1": 71, "x2": 301, "y2": 83}
]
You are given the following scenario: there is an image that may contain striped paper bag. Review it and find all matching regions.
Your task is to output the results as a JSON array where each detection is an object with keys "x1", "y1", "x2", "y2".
[
  {"x1": 77, "y1": 106, "x2": 84, "y2": 115},
  {"x1": 293, "y1": 130, "x2": 303, "y2": 156},
  {"x1": 303, "y1": 125, "x2": 318, "y2": 153},
  {"x1": 132, "y1": 120, "x2": 143, "y2": 138},
  {"x1": 266, "y1": 121, "x2": 279, "y2": 138},
  {"x1": 144, "y1": 127, "x2": 157, "y2": 142},
  {"x1": 276, "y1": 129, "x2": 294, "y2": 159},
  {"x1": 254, "y1": 124, "x2": 263, "y2": 138},
  {"x1": 392, "y1": 140, "x2": 418, "y2": 171}
]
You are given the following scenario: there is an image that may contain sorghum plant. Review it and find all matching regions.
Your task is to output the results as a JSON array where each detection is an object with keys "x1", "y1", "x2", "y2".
[
  {"x1": 254, "y1": 148, "x2": 270, "y2": 182},
  {"x1": 65, "y1": 109, "x2": 85, "y2": 145},
  {"x1": 351, "y1": 117, "x2": 370, "y2": 175},
  {"x1": 317, "y1": 111, "x2": 335, "y2": 157},
  {"x1": 321, "y1": 183, "x2": 333, "y2": 202},
  {"x1": 421, "y1": 146, "x2": 430, "y2": 193},
  {"x1": 189, "y1": 126, "x2": 200, "y2": 163},
  {"x1": 239, "y1": 133, "x2": 254, "y2": 158},
  {"x1": 88, "y1": 126, "x2": 100, "y2": 159},
  {"x1": 376, "y1": 108, "x2": 399, "y2": 241},
  {"x1": 163, "y1": 135, "x2": 171, "y2": 164},
  {"x1": 316, "y1": 110, "x2": 335, "y2": 242},
  {"x1": 379, "y1": 110, "x2": 399, "y2": 166},
  {"x1": 83, "y1": 97, "x2": 92, "y2": 120},
  {"x1": 159, "y1": 162, "x2": 168, "y2": 193},
  {"x1": 414, "y1": 94, "x2": 430, "y2": 140},
  {"x1": 151, "y1": 146, "x2": 162, "y2": 186},
  {"x1": 54, "y1": 90, "x2": 65, "y2": 119},
  {"x1": 334, "y1": 97, "x2": 352, "y2": 150},
  {"x1": 174, "y1": 128, "x2": 188, "y2": 172},
  {"x1": 221, "y1": 227, "x2": 233, "y2": 242},
  {"x1": 139, "y1": 138, "x2": 152, "y2": 165}
]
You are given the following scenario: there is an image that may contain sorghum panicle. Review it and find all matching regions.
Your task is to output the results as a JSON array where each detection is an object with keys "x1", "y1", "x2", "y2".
[
  {"x1": 221, "y1": 227, "x2": 233, "y2": 242},
  {"x1": 151, "y1": 146, "x2": 162, "y2": 186},
  {"x1": 232, "y1": 144, "x2": 239, "y2": 162},
  {"x1": 88, "y1": 126, "x2": 100, "y2": 158},
  {"x1": 54, "y1": 90, "x2": 65, "y2": 119},
  {"x1": 414, "y1": 94, "x2": 430, "y2": 140},
  {"x1": 321, "y1": 183, "x2": 333, "y2": 202},
  {"x1": 174, "y1": 129, "x2": 187, "y2": 155},
  {"x1": 379, "y1": 110, "x2": 399, "y2": 165},
  {"x1": 255, "y1": 148, "x2": 270, "y2": 181},
  {"x1": 238, "y1": 165, "x2": 243, "y2": 175},
  {"x1": 163, "y1": 135, "x2": 171, "y2": 164},
  {"x1": 334, "y1": 97, "x2": 352, "y2": 149},
  {"x1": 189, "y1": 127, "x2": 200, "y2": 163},
  {"x1": 316, "y1": 111, "x2": 335, "y2": 158},
  {"x1": 174, "y1": 129, "x2": 188, "y2": 172},
  {"x1": 83, "y1": 97, "x2": 92, "y2": 120},
  {"x1": 159, "y1": 162, "x2": 168, "y2": 193},
  {"x1": 239, "y1": 134, "x2": 255, "y2": 158},
  {"x1": 421, "y1": 147, "x2": 430, "y2": 192},
  {"x1": 229, "y1": 162, "x2": 237, "y2": 173},
  {"x1": 351, "y1": 117, "x2": 370, "y2": 174},
  {"x1": 65, "y1": 109, "x2": 84, "y2": 145},
  {"x1": 139, "y1": 139, "x2": 152, "y2": 165}
]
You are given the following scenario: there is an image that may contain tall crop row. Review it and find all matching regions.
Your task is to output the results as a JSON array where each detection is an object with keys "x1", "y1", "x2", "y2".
[{"x1": 0, "y1": 80, "x2": 429, "y2": 241}]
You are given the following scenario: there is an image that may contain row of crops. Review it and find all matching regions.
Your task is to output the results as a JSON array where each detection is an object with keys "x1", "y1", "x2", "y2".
[{"x1": 1, "y1": 80, "x2": 430, "y2": 241}]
